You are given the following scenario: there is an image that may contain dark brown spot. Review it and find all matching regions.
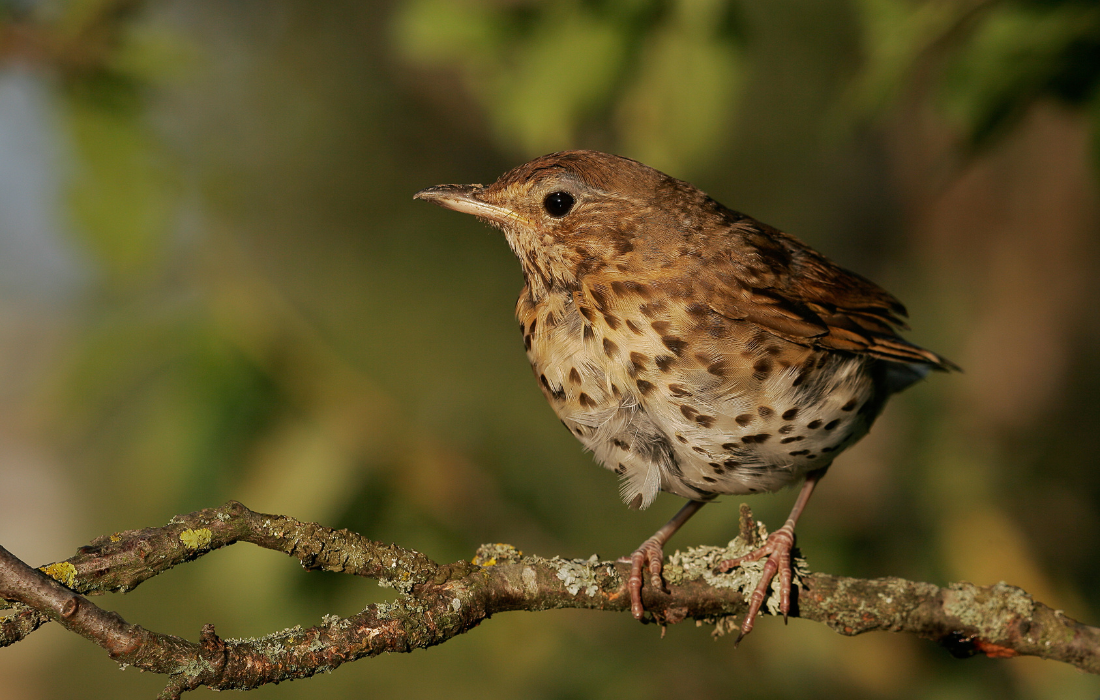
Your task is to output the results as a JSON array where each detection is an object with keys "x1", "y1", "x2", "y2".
[
  {"x1": 778, "y1": 424, "x2": 795, "y2": 434},
  {"x1": 685, "y1": 302, "x2": 707, "y2": 317},
  {"x1": 676, "y1": 434, "x2": 688, "y2": 444},
  {"x1": 705, "y1": 317, "x2": 731, "y2": 338},
  {"x1": 579, "y1": 393, "x2": 597, "y2": 409},
  {"x1": 807, "y1": 420, "x2": 823, "y2": 429},
  {"x1": 824, "y1": 419, "x2": 840, "y2": 430},
  {"x1": 692, "y1": 446, "x2": 708, "y2": 455},
  {"x1": 680, "y1": 405, "x2": 699, "y2": 419},
  {"x1": 782, "y1": 408, "x2": 799, "y2": 421},
  {"x1": 655, "y1": 355, "x2": 675, "y2": 372},
  {"x1": 662, "y1": 336, "x2": 688, "y2": 356},
  {"x1": 667, "y1": 383, "x2": 691, "y2": 397},
  {"x1": 650, "y1": 320, "x2": 671, "y2": 334},
  {"x1": 579, "y1": 306, "x2": 595, "y2": 322},
  {"x1": 612, "y1": 439, "x2": 629, "y2": 450},
  {"x1": 568, "y1": 367, "x2": 581, "y2": 384},
  {"x1": 753, "y1": 358, "x2": 772, "y2": 380},
  {"x1": 603, "y1": 314, "x2": 621, "y2": 330},
  {"x1": 789, "y1": 449, "x2": 809, "y2": 456},
  {"x1": 723, "y1": 459, "x2": 740, "y2": 468},
  {"x1": 765, "y1": 345, "x2": 782, "y2": 356},
  {"x1": 706, "y1": 360, "x2": 727, "y2": 377},
  {"x1": 611, "y1": 279, "x2": 647, "y2": 296},
  {"x1": 611, "y1": 236, "x2": 634, "y2": 256},
  {"x1": 807, "y1": 454, "x2": 818, "y2": 459},
  {"x1": 625, "y1": 319, "x2": 642, "y2": 334},
  {"x1": 792, "y1": 371, "x2": 807, "y2": 387},
  {"x1": 757, "y1": 406, "x2": 773, "y2": 417},
  {"x1": 583, "y1": 325, "x2": 594, "y2": 340},
  {"x1": 589, "y1": 287, "x2": 608, "y2": 310},
  {"x1": 523, "y1": 334, "x2": 532, "y2": 350},
  {"x1": 722, "y1": 443, "x2": 738, "y2": 451},
  {"x1": 574, "y1": 427, "x2": 585, "y2": 437},
  {"x1": 780, "y1": 436, "x2": 804, "y2": 444},
  {"x1": 822, "y1": 445, "x2": 837, "y2": 453},
  {"x1": 695, "y1": 415, "x2": 716, "y2": 428},
  {"x1": 709, "y1": 463, "x2": 724, "y2": 474},
  {"x1": 735, "y1": 414, "x2": 753, "y2": 427},
  {"x1": 629, "y1": 352, "x2": 647, "y2": 375},
  {"x1": 742, "y1": 433, "x2": 771, "y2": 444},
  {"x1": 841, "y1": 398, "x2": 858, "y2": 411},
  {"x1": 615, "y1": 463, "x2": 627, "y2": 475},
  {"x1": 611, "y1": 384, "x2": 621, "y2": 398},
  {"x1": 636, "y1": 379, "x2": 654, "y2": 395},
  {"x1": 702, "y1": 476, "x2": 717, "y2": 483},
  {"x1": 603, "y1": 338, "x2": 618, "y2": 357}
]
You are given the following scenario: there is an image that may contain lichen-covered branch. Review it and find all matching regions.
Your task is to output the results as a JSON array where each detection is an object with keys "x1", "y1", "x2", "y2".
[{"x1": 1, "y1": 501, "x2": 1096, "y2": 698}]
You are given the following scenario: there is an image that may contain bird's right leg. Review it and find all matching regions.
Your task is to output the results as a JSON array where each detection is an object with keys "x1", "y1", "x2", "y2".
[{"x1": 627, "y1": 499, "x2": 707, "y2": 619}]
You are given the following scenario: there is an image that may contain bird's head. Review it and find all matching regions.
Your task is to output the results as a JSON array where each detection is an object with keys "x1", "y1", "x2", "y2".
[{"x1": 415, "y1": 150, "x2": 713, "y2": 298}]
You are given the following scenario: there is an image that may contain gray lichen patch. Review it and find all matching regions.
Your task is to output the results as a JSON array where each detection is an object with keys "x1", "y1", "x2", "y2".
[
  {"x1": 240, "y1": 625, "x2": 306, "y2": 660},
  {"x1": 667, "y1": 520, "x2": 809, "y2": 620},
  {"x1": 944, "y1": 581, "x2": 1035, "y2": 632},
  {"x1": 375, "y1": 567, "x2": 415, "y2": 594},
  {"x1": 552, "y1": 554, "x2": 613, "y2": 597},
  {"x1": 320, "y1": 614, "x2": 352, "y2": 631}
]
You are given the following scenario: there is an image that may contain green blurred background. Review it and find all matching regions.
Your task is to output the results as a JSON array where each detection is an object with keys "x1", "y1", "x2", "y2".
[{"x1": 1, "y1": 0, "x2": 1099, "y2": 697}]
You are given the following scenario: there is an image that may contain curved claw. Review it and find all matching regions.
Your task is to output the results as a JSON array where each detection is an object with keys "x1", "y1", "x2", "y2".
[
  {"x1": 715, "y1": 524, "x2": 796, "y2": 639},
  {"x1": 628, "y1": 536, "x2": 668, "y2": 619},
  {"x1": 623, "y1": 500, "x2": 708, "y2": 622}
]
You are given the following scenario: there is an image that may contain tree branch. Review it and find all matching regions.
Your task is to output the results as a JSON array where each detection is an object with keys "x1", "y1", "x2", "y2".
[{"x1": 1, "y1": 501, "x2": 1096, "y2": 697}]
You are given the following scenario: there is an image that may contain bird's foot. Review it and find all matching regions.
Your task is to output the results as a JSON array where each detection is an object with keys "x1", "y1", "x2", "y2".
[
  {"x1": 626, "y1": 535, "x2": 669, "y2": 620},
  {"x1": 715, "y1": 523, "x2": 796, "y2": 644}
]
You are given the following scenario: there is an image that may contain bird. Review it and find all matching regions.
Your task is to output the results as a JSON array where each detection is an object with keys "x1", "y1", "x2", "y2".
[{"x1": 414, "y1": 150, "x2": 955, "y2": 642}]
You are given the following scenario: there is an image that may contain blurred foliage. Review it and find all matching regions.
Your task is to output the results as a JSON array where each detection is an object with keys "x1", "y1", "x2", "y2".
[
  {"x1": 851, "y1": 0, "x2": 1100, "y2": 159},
  {"x1": 395, "y1": 0, "x2": 745, "y2": 171},
  {"x1": 1, "y1": 0, "x2": 1099, "y2": 699}
]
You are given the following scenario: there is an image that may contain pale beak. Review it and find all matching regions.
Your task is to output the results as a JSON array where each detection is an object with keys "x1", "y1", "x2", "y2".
[{"x1": 414, "y1": 184, "x2": 531, "y2": 227}]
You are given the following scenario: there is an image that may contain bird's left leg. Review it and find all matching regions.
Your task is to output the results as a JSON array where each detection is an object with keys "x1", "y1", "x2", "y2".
[
  {"x1": 715, "y1": 467, "x2": 827, "y2": 643},
  {"x1": 627, "y1": 499, "x2": 707, "y2": 619}
]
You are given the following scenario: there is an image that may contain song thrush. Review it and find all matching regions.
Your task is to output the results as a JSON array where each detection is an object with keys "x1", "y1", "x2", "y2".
[{"x1": 415, "y1": 150, "x2": 955, "y2": 641}]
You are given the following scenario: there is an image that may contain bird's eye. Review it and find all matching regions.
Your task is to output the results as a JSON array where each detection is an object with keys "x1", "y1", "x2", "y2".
[{"x1": 543, "y1": 191, "x2": 575, "y2": 218}]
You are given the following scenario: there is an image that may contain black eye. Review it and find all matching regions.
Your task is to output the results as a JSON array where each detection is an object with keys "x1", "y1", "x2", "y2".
[{"x1": 543, "y1": 191, "x2": 575, "y2": 218}]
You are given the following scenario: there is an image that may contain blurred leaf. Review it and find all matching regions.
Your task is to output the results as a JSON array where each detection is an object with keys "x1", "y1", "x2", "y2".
[
  {"x1": 850, "y1": 0, "x2": 1100, "y2": 149},
  {"x1": 938, "y1": 1, "x2": 1100, "y2": 144},
  {"x1": 63, "y1": 85, "x2": 175, "y2": 284},
  {"x1": 846, "y1": 0, "x2": 974, "y2": 118},
  {"x1": 395, "y1": 0, "x2": 744, "y2": 169},
  {"x1": 615, "y1": 0, "x2": 743, "y2": 172}
]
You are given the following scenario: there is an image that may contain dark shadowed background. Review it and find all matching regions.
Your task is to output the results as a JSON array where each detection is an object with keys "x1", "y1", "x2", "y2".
[{"x1": 2, "y1": 0, "x2": 1099, "y2": 697}]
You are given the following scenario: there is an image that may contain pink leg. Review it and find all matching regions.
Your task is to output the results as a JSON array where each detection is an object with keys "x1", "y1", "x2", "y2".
[
  {"x1": 628, "y1": 500, "x2": 707, "y2": 620},
  {"x1": 716, "y1": 468, "x2": 826, "y2": 643}
]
